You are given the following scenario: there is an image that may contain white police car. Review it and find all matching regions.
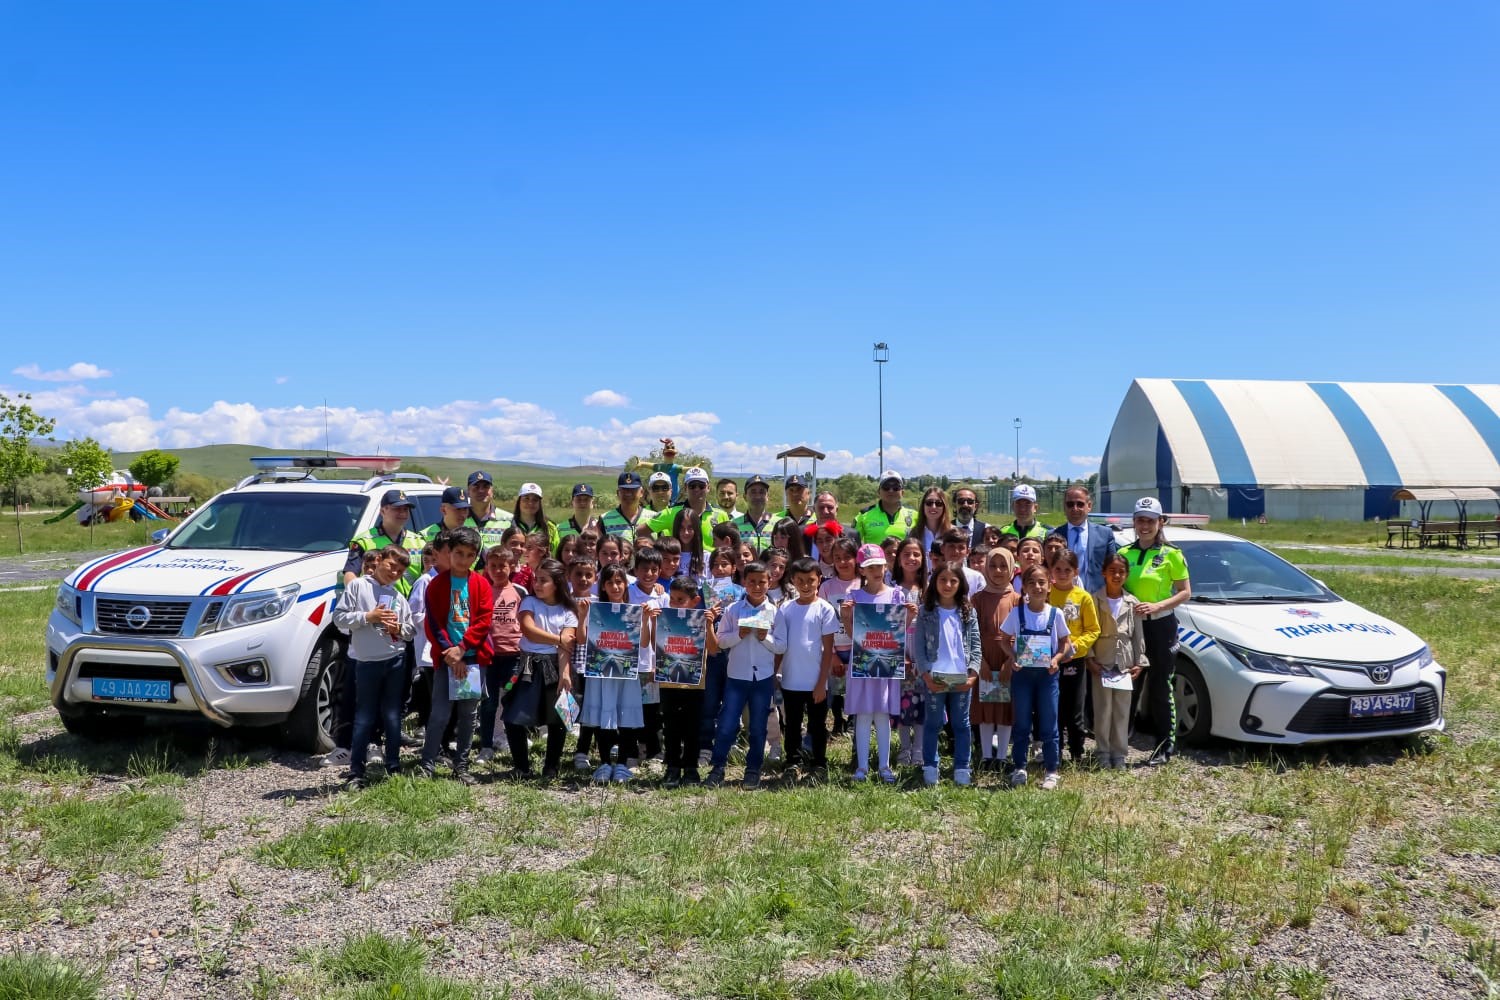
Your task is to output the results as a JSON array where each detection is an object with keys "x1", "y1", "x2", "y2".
[
  {"x1": 45, "y1": 457, "x2": 445, "y2": 751},
  {"x1": 1104, "y1": 519, "x2": 1446, "y2": 747}
]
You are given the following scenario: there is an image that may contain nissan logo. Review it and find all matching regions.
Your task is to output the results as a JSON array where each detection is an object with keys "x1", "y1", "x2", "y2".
[
  {"x1": 1370, "y1": 663, "x2": 1392, "y2": 685},
  {"x1": 125, "y1": 605, "x2": 153, "y2": 630}
]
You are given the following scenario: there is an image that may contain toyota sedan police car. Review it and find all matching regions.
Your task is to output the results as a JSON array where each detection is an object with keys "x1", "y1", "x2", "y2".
[{"x1": 1107, "y1": 520, "x2": 1446, "y2": 747}]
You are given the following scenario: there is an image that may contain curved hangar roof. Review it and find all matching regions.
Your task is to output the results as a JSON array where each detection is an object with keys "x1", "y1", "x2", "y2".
[{"x1": 1101, "y1": 379, "x2": 1500, "y2": 491}]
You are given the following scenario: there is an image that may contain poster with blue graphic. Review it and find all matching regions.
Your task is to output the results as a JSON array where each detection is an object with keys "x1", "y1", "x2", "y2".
[
  {"x1": 585, "y1": 602, "x2": 642, "y2": 679},
  {"x1": 655, "y1": 608, "x2": 707, "y2": 688},
  {"x1": 851, "y1": 603, "x2": 906, "y2": 679}
]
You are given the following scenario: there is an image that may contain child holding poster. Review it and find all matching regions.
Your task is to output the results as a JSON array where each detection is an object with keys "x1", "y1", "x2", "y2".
[
  {"x1": 582, "y1": 565, "x2": 648, "y2": 783},
  {"x1": 654, "y1": 576, "x2": 718, "y2": 787},
  {"x1": 840, "y1": 544, "x2": 908, "y2": 783}
]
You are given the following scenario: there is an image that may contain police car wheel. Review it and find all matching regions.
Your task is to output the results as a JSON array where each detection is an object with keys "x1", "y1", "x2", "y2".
[
  {"x1": 281, "y1": 641, "x2": 339, "y2": 754},
  {"x1": 1174, "y1": 658, "x2": 1213, "y2": 747}
]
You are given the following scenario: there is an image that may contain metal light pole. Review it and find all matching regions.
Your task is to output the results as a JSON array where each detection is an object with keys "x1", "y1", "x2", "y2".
[
  {"x1": 873, "y1": 343, "x2": 890, "y2": 472},
  {"x1": 1013, "y1": 417, "x2": 1022, "y2": 480}
]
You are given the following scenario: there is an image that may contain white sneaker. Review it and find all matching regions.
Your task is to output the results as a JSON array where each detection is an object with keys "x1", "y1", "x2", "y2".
[
  {"x1": 1010, "y1": 769, "x2": 1028, "y2": 788},
  {"x1": 922, "y1": 766, "x2": 939, "y2": 787},
  {"x1": 768, "y1": 747, "x2": 783, "y2": 764},
  {"x1": 476, "y1": 747, "x2": 495, "y2": 763},
  {"x1": 320, "y1": 747, "x2": 352, "y2": 768},
  {"x1": 879, "y1": 768, "x2": 897, "y2": 784},
  {"x1": 1041, "y1": 772, "x2": 1060, "y2": 791},
  {"x1": 698, "y1": 749, "x2": 713, "y2": 768},
  {"x1": 574, "y1": 753, "x2": 591, "y2": 772},
  {"x1": 612, "y1": 763, "x2": 633, "y2": 783},
  {"x1": 853, "y1": 768, "x2": 868, "y2": 782},
  {"x1": 954, "y1": 768, "x2": 972, "y2": 787},
  {"x1": 365, "y1": 744, "x2": 382, "y2": 764},
  {"x1": 592, "y1": 764, "x2": 613, "y2": 784}
]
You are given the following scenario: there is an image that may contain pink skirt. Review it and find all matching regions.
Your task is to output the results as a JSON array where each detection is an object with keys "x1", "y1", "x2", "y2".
[{"x1": 844, "y1": 676, "x2": 902, "y2": 716}]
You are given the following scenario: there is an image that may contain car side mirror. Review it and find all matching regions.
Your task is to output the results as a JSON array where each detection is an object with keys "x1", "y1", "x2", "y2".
[{"x1": 151, "y1": 528, "x2": 171, "y2": 544}]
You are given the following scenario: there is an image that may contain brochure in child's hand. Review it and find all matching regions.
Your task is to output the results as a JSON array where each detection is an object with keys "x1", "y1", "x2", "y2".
[
  {"x1": 739, "y1": 605, "x2": 776, "y2": 632},
  {"x1": 1101, "y1": 669, "x2": 1133, "y2": 691},
  {"x1": 449, "y1": 663, "x2": 484, "y2": 700},
  {"x1": 555, "y1": 690, "x2": 580, "y2": 727},
  {"x1": 932, "y1": 672, "x2": 969, "y2": 690},
  {"x1": 978, "y1": 676, "x2": 1010, "y2": 703}
]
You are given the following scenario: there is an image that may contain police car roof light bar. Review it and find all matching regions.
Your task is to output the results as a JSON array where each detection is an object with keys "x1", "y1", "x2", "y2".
[{"x1": 249, "y1": 456, "x2": 403, "y2": 474}]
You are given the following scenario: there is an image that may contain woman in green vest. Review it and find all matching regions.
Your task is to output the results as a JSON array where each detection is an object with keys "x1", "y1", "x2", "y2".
[{"x1": 1121, "y1": 497, "x2": 1191, "y2": 766}]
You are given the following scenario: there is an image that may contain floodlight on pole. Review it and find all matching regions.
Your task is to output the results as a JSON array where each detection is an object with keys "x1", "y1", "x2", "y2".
[{"x1": 873, "y1": 343, "x2": 890, "y2": 473}]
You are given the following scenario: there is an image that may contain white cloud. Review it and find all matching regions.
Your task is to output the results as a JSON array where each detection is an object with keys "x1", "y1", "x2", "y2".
[
  {"x1": 1069, "y1": 455, "x2": 1102, "y2": 468},
  {"x1": 882, "y1": 431, "x2": 894, "y2": 440},
  {"x1": 12, "y1": 362, "x2": 113, "y2": 382},
  {"x1": 583, "y1": 389, "x2": 630, "y2": 408},
  {"x1": 12, "y1": 384, "x2": 1067, "y2": 480},
  {"x1": 275, "y1": 376, "x2": 289, "y2": 385}
]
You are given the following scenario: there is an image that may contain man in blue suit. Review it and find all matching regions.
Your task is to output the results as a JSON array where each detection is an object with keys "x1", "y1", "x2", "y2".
[{"x1": 1049, "y1": 486, "x2": 1117, "y2": 595}]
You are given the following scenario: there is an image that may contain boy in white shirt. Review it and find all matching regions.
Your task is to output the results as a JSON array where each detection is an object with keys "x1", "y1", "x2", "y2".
[
  {"x1": 705, "y1": 561, "x2": 779, "y2": 789},
  {"x1": 768, "y1": 557, "x2": 839, "y2": 780}
]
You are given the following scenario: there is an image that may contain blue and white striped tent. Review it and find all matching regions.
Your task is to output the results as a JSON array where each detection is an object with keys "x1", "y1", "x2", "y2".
[{"x1": 1098, "y1": 379, "x2": 1500, "y2": 521}]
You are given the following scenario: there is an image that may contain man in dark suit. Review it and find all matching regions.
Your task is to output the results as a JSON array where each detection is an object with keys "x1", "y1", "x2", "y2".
[
  {"x1": 1049, "y1": 486, "x2": 1117, "y2": 595},
  {"x1": 951, "y1": 485, "x2": 988, "y2": 549}
]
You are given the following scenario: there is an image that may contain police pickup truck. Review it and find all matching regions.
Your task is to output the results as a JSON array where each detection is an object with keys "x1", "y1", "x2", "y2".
[{"x1": 46, "y1": 457, "x2": 445, "y2": 751}]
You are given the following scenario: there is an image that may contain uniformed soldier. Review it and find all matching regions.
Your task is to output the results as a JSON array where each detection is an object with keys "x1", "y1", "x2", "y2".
[
  {"x1": 343, "y1": 489, "x2": 428, "y2": 594},
  {"x1": 464, "y1": 471, "x2": 513, "y2": 557},
  {"x1": 731, "y1": 475, "x2": 777, "y2": 554},
  {"x1": 556, "y1": 483, "x2": 602, "y2": 542},
  {"x1": 600, "y1": 471, "x2": 652, "y2": 539}
]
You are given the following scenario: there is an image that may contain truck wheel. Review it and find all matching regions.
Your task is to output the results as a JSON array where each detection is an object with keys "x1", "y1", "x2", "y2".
[
  {"x1": 281, "y1": 641, "x2": 340, "y2": 754},
  {"x1": 1174, "y1": 657, "x2": 1213, "y2": 747},
  {"x1": 59, "y1": 710, "x2": 144, "y2": 741}
]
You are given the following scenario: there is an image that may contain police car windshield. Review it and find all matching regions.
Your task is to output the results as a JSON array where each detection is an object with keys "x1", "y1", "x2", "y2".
[
  {"x1": 167, "y1": 493, "x2": 366, "y2": 553},
  {"x1": 1177, "y1": 539, "x2": 1334, "y2": 603}
]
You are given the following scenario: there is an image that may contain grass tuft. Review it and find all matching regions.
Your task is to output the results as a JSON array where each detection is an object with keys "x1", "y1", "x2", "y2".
[{"x1": 0, "y1": 953, "x2": 102, "y2": 1000}]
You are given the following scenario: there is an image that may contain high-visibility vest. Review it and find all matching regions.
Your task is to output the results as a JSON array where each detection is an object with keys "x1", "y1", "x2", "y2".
[
  {"x1": 600, "y1": 506, "x2": 650, "y2": 539},
  {"x1": 853, "y1": 504, "x2": 918, "y2": 544},
  {"x1": 348, "y1": 523, "x2": 427, "y2": 596}
]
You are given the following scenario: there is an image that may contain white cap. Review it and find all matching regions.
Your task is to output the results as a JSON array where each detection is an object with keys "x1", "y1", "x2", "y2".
[
  {"x1": 648, "y1": 471, "x2": 672, "y2": 487},
  {"x1": 684, "y1": 466, "x2": 710, "y2": 485},
  {"x1": 1011, "y1": 484, "x2": 1037, "y2": 502},
  {"x1": 1134, "y1": 496, "x2": 1165, "y2": 519},
  {"x1": 518, "y1": 482, "x2": 543, "y2": 499},
  {"x1": 878, "y1": 469, "x2": 903, "y2": 486}
]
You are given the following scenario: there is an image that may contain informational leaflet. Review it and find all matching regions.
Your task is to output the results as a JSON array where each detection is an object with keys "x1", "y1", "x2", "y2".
[
  {"x1": 585, "y1": 602, "x2": 643, "y2": 679},
  {"x1": 655, "y1": 607, "x2": 707, "y2": 688},
  {"x1": 851, "y1": 603, "x2": 906, "y2": 679}
]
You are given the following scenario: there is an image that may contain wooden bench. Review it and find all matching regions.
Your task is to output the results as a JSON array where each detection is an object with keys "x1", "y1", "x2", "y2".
[{"x1": 1386, "y1": 521, "x2": 1415, "y2": 548}]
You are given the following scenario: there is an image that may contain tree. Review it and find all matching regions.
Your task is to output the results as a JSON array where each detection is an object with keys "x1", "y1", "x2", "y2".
[
  {"x1": 61, "y1": 437, "x2": 113, "y2": 541},
  {"x1": 128, "y1": 449, "x2": 180, "y2": 490},
  {"x1": 0, "y1": 393, "x2": 57, "y2": 552}
]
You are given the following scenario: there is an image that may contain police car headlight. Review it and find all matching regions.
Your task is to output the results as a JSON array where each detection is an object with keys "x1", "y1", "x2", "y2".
[
  {"x1": 54, "y1": 584, "x2": 81, "y2": 626},
  {"x1": 219, "y1": 585, "x2": 300, "y2": 630},
  {"x1": 1400, "y1": 645, "x2": 1433, "y2": 670},
  {"x1": 1219, "y1": 639, "x2": 1313, "y2": 677}
]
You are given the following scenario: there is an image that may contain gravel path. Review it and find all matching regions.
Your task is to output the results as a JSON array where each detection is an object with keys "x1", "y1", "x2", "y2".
[{"x1": 0, "y1": 550, "x2": 98, "y2": 587}]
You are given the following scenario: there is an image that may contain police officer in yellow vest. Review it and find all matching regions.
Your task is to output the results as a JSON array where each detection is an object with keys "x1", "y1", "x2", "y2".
[
  {"x1": 731, "y1": 475, "x2": 778, "y2": 554},
  {"x1": 425, "y1": 486, "x2": 472, "y2": 543},
  {"x1": 854, "y1": 470, "x2": 919, "y2": 544},
  {"x1": 343, "y1": 489, "x2": 428, "y2": 595},
  {"x1": 601, "y1": 471, "x2": 651, "y2": 539},
  {"x1": 647, "y1": 465, "x2": 731, "y2": 549},
  {"x1": 464, "y1": 471, "x2": 513, "y2": 556},
  {"x1": 1000, "y1": 483, "x2": 1049, "y2": 542}
]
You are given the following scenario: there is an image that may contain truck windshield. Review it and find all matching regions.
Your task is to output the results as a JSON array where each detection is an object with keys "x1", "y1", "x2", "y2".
[{"x1": 166, "y1": 493, "x2": 365, "y2": 553}]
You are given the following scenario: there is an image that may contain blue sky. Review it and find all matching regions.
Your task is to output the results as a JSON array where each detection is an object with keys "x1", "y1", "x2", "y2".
[{"x1": 3, "y1": 3, "x2": 1497, "y2": 478}]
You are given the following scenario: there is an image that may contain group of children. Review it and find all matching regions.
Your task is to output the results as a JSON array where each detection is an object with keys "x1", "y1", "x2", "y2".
[{"x1": 330, "y1": 481, "x2": 1155, "y2": 793}]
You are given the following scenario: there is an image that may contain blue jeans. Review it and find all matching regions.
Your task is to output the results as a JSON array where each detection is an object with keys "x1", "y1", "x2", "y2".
[
  {"x1": 698, "y1": 651, "x2": 729, "y2": 755},
  {"x1": 1010, "y1": 667, "x2": 1060, "y2": 773},
  {"x1": 479, "y1": 654, "x2": 519, "y2": 750},
  {"x1": 350, "y1": 655, "x2": 406, "y2": 778},
  {"x1": 711, "y1": 675, "x2": 774, "y2": 773},
  {"x1": 922, "y1": 688, "x2": 972, "y2": 772}
]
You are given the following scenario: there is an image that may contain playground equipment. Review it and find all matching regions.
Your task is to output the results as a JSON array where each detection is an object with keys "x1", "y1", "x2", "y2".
[{"x1": 72, "y1": 471, "x2": 176, "y2": 525}]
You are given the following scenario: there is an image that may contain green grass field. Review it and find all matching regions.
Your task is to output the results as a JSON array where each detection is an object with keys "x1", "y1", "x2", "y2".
[{"x1": 0, "y1": 571, "x2": 1497, "y2": 996}]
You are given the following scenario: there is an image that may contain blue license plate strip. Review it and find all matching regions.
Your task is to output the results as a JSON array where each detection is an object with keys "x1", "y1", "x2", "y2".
[
  {"x1": 1348, "y1": 691, "x2": 1415, "y2": 718},
  {"x1": 90, "y1": 678, "x2": 172, "y2": 703}
]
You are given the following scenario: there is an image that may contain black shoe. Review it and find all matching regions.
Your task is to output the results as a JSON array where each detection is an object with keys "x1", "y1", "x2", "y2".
[
  {"x1": 1145, "y1": 748, "x2": 1175, "y2": 767},
  {"x1": 703, "y1": 767, "x2": 726, "y2": 788},
  {"x1": 663, "y1": 767, "x2": 682, "y2": 789},
  {"x1": 400, "y1": 734, "x2": 422, "y2": 748},
  {"x1": 540, "y1": 766, "x2": 559, "y2": 781},
  {"x1": 742, "y1": 770, "x2": 761, "y2": 790},
  {"x1": 682, "y1": 768, "x2": 701, "y2": 786},
  {"x1": 343, "y1": 775, "x2": 369, "y2": 791}
]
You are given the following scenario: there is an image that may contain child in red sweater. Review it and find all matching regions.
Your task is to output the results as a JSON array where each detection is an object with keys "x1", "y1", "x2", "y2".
[{"x1": 422, "y1": 528, "x2": 493, "y2": 782}]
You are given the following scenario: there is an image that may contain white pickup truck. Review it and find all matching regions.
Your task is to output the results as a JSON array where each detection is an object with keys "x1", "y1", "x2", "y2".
[{"x1": 45, "y1": 458, "x2": 444, "y2": 751}]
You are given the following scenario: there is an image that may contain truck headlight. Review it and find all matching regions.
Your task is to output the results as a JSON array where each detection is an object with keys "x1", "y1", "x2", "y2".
[
  {"x1": 54, "y1": 584, "x2": 81, "y2": 626},
  {"x1": 217, "y1": 585, "x2": 300, "y2": 630},
  {"x1": 1219, "y1": 639, "x2": 1313, "y2": 677}
]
